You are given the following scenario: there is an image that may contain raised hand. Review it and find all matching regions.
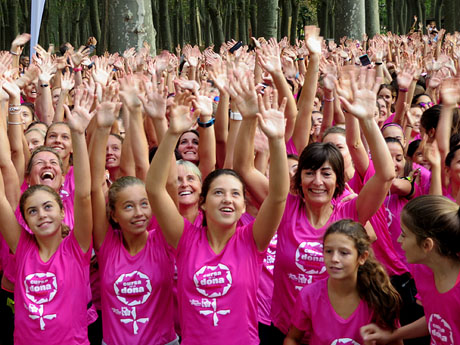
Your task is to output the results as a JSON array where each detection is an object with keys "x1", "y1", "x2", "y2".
[
  {"x1": 256, "y1": 89, "x2": 287, "y2": 140},
  {"x1": 2, "y1": 78, "x2": 21, "y2": 100},
  {"x1": 168, "y1": 102, "x2": 196, "y2": 135},
  {"x1": 396, "y1": 63, "x2": 416, "y2": 90},
  {"x1": 209, "y1": 60, "x2": 228, "y2": 93},
  {"x1": 139, "y1": 73, "x2": 167, "y2": 119},
  {"x1": 61, "y1": 68, "x2": 75, "y2": 91},
  {"x1": 67, "y1": 88, "x2": 95, "y2": 133},
  {"x1": 305, "y1": 25, "x2": 322, "y2": 54},
  {"x1": 71, "y1": 46, "x2": 91, "y2": 67},
  {"x1": 226, "y1": 69, "x2": 258, "y2": 117},
  {"x1": 92, "y1": 57, "x2": 112, "y2": 86},
  {"x1": 96, "y1": 84, "x2": 121, "y2": 128},
  {"x1": 339, "y1": 67, "x2": 381, "y2": 120},
  {"x1": 257, "y1": 38, "x2": 282, "y2": 74},
  {"x1": 440, "y1": 78, "x2": 460, "y2": 106},
  {"x1": 118, "y1": 75, "x2": 142, "y2": 109},
  {"x1": 192, "y1": 89, "x2": 213, "y2": 117}
]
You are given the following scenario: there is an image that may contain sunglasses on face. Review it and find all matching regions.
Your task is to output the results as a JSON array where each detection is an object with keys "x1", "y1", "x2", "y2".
[{"x1": 418, "y1": 102, "x2": 434, "y2": 108}]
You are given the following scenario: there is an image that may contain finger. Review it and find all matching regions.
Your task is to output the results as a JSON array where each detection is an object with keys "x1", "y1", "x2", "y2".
[{"x1": 278, "y1": 97, "x2": 288, "y2": 114}]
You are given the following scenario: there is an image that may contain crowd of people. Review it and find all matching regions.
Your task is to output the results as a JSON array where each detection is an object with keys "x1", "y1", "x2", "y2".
[{"x1": 0, "y1": 23, "x2": 459, "y2": 345}]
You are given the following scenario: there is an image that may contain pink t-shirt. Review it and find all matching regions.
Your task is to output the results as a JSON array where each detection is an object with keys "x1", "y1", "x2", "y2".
[
  {"x1": 14, "y1": 230, "x2": 91, "y2": 345},
  {"x1": 257, "y1": 233, "x2": 277, "y2": 325},
  {"x1": 98, "y1": 226, "x2": 176, "y2": 345},
  {"x1": 271, "y1": 193, "x2": 359, "y2": 335},
  {"x1": 176, "y1": 220, "x2": 265, "y2": 345},
  {"x1": 411, "y1": 264, "x2": 460, "y2": 345},
  {"x1": 291, "y1": 278, "x2": 374, "y2": 345},
  {"x1": 286, "y1": 137, "x2": 299, "y2": 156},
  {"x1": 412, "y1": 163, "x2": 431, "y2": 195},
  {"x1": 348, "y1": 162, "x2": 408, "y2": 276}
]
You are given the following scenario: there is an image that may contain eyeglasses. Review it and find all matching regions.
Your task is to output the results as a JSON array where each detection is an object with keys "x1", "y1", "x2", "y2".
[{"x1": 418, "y1": 102, "x2": 434, "y2": 108}]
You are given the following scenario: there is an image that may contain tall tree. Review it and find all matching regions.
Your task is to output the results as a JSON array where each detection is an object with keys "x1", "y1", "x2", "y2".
[
  {"x1": 365, "y1": 0, "x2": 380, "y2": 38},
  {"x1": 109, "y1": 0, "x2": 156, "y2": 55},
  {"x1": 290, "y1": 0, "x2": 300, "y2": 44},
  {"x1": 335, "y1": 0, "x2": 365, "y2": 40},
  {"x1": 89, "y1": 0, "x2": 102, "y2": 52},
  {"x1": 159, "y1": 0, "x2": 173, "y2": 51},
  {"x1": 249, "y1": 0, "x2": 257, "y2": 37},
  {"x1": 280, "y1": 0, "x2": 292, "y2": 40},
  {"x1": 444, "y1": 0, "x2": 460, "y2": 32},
  {"x1": 257, "y1": 0, "x2": 278, "y2": 39},
  {"x1": 190, "y1": 0, "x2": 198, "y2": 45},
  {"x1": 237, "y1": 0, "x2": 248, "y2": 43},
  {"x1": 206, "y1": 0, "x2": 225, "y2": 51}
]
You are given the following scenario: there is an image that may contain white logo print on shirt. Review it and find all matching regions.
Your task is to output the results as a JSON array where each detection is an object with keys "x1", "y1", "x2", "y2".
[
  {"x1": 112, "y1": 271, "x2": 152, "y2": 334},
  {"x1": 331, "y1": 338, "x2": 360, "y2": 345},
  {"x1": 289, "y1": 242, "x2": 326, "y2": 290},
  {"x1": 428, "y1": 314, "x2": 453, "y2": 345},
  {"x1": 190, "y1": 264, "x2": 232, "y2": 326},
  {"x1": 24, "y1": 272, "x2": 58, "y2": 330}
]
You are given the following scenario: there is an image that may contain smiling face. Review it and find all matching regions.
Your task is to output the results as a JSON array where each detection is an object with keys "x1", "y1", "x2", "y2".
[
  {"x1": 23, "y1": 189, "x2": 64, "y2": 238},
  {"x1": 447, "y1": 149, "x2": 460, "y2": 186},
  {"x1": 45, "y1": 123, "x2": 72, "y2": 160},
  {"x1": 311, "y1": 112, "x2": 323, "y2": 138},
  {"x1": 378, "y1": 87, "x2": 394, "y2": 107},
  {"x1": 178, "y1": 131, "x2": 199, "y2": 164},
  {"x1": 324, "y1": 233, "x2": 366, "y2": 280},
  {"x1": 27, "y1": 151, "x2": 64, "y2": 191},
  {"x1": 387, "y1": 142, "x2": 405, "y2": 178},
  {"x1": 111, "y1": 184, "x2": 152, "y2": 235},
  {"x1": 376, "y1": 98, "x2": 388, "y2": 125},
  {"x1": 201, "y1": 174, "x2": 246, "y2": 228},
  {"x1": 24, "y1": 82, "x2": 37, "y2": 101},
  {"x1": 106, "y1": 135, "x2": 122, "y2": 169},
  {"x1": 177, "y1": 164, "x2": 202, "y2": 208},
  {"x1": 301, "y1": 161, "x2": 337, "y2": 207},
  {"x1": 382, "y1": 125, "x2": 405, "y2": 147}
]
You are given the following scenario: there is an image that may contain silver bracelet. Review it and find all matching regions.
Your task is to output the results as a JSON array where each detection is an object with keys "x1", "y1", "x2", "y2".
[
  {"x1": 8, "y1": 106, "x2": 21, "y2": 112},
  {"x1": 8, "y1": 121, "x2": 23, "y2": 125}
]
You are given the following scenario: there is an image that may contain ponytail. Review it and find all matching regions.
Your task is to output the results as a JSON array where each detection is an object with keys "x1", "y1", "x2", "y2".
[{"x1": 324, "y1": 220, "x2": 401, "y2": 330}]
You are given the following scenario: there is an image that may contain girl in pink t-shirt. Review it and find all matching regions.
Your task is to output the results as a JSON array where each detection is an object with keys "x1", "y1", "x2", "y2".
[
  {"x1": 285, "y1": 219, "x2": 401, "y2": 345},
  {"x1": 361, "y1": 195, "x2": 460, "y2": 344},
  {"x1": 90, "y1": 101, "x2": 178, "y2": 345},
  {"x1": 0, "y1": 104, "x2": 92, "y2": 345},
  {"x1": 147, "y1": 90, "x2": 289, "y2": 345}
]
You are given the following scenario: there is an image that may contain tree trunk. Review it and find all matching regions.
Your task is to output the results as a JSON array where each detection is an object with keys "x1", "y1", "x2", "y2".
[
  {"x1": 249, "y1": 0, "x2": 257, "y2": 37},
  {"x1": 109, "y1": 0, "x2": 156, "y2": 55},
  {"x1": 190, "y1": 0, "x2": 198, "y2": 45},
  {"x1": 335, "y1": 0, "x2": 365, "y2": 41},
  {"x1": 178, "y1": 0, "x2": 184, "y2": 47},
  {"x1": 151, "y1": 0, "x2": 161, "y2": 50},
  {"x1": 101, "y1": 0, "x2": 110, "y2": 53},
  {"x1": 280, "y1": 0, "x2": 292, "y2": 40},
  {"x1": 386, "y1": 0, "x2": 394, "y2": 32},
  {"x1": 159, "y1": 0, "x2": 173, "y2": 51},
  {"x1": 290, "y1": 0, "x2": 299, "y2": 44},
  {"x1": 444, "y1": 0, "x2": 459, "y2": 32},
  {"x1": 7, "y1": 0, "x2": 19, "y2": 45},
  {"x1": 317, "y1": 0, "x2": 329, "y2": 39},
  {"x1": 230, "y1": 2, "x2": 238, "y2": 40},
  {"x1": 365, "y1": 0, "x2": 380, "y2": 38},
  {"x1": 206, "y1": 0, "x2": 225, "y2": 51},
  {"x1": 70, "y1": 3, "x2": 81, "y2": 48},
  {"x1": 435, "y1": 0, "x2": 443, "y2": 30},
  {"x1": 89, "y1": 0, "x2": 102, "y2": 52},
  {"x1": 80, "y1": 1, "x2": 89, "y2": 46},
  {"x1": 397, "y1": 0, "x2": 406, "y2": 34},
  {"x1": 257, "y1": 0, "x2": 278, "y2": 39},
  {"x1": 237, "y1": 0, "x2": 248, "y2": 43}
]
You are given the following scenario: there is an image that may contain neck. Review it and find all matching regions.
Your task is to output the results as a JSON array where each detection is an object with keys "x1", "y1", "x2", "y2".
[
  {"x1": 62, "y1": 156, "x2": 70, "y2": 176},
  {"x1": 206, "y1": 221, "x2": 236, "y2": 254},
  {"x1": 122, "y1": 230, "x2": 148, "y2": 255},
  {"x1": 304, "y1": 201, "x2": 333, "y2": 229},
  {"x1": 107, "y1": 166, "x2": 120, "y2": 181},
  {"x1": 328, "y1": 275, "x2": 359, "y2": 298},
  {"x1": 179, "y1": 204, "x2": 199, "y2": 224},
  {"x1": 36, "y1": 231, "x2": 63, "y2": 262}
]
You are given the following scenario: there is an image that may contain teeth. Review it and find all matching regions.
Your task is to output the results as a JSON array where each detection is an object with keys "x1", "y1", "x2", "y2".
[
  {"x1": 310, "y1": 189, "x2": 325, "y2": 194},
  {"x1": 179, "y1": 191, "x2": 192, "y2": 196},
  {"x1": 221, "y1": 207, "x2": 233, "y2": 212},
  {"x1": 41, "y1": 172, "x2": 54, "y2": 180}
]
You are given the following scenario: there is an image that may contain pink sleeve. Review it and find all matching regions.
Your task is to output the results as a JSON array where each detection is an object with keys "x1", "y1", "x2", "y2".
[{"x1": 286, "y1": 137, "x2": 298, "y2": 156}]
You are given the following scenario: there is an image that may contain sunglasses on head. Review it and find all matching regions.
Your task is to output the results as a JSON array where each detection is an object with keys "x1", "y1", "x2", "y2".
[{"x1": 418, "y1": 102, "x2": 434, "y2": 108}]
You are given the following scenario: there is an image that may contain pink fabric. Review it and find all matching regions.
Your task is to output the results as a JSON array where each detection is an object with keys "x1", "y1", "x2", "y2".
[
  {"x1": 291, "y1": 279, "x2": 374, "y2": 345},
  {"x1": 257, "y1": 233, "x2": 277, "y2": 325},
  {"x1": 413, "y1": 163, "x2": 431, "y2": 195},
  {"x1": 383, "y1": 113, "x2": 395, "y2": 125},
  {"x1": 286, "y1": 137, "x2": 299, "y2": 156},
  {"x1": 176, "y1": 220, "x2": 264, "y2": 345},
  {"x1": 271, "y1": 193, "x2": 359, "y2": 335},
  {"x1": 98, "y1": 225, "x2": 176, "y2": 345},
  {"x1": 14, "y1": 230, "x2": 91, "y2": 345},
  {"x1": 349, "y1": 162, "x2": 408, "y2": 276},
  {"x1": 411, "y1": 264, "x2": 460, "y2": 345}
]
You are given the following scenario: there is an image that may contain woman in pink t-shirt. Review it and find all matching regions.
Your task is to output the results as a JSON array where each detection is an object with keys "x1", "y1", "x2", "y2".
[
  {"x1": 361, "y1": 195, "x2": 460, "y2": 344},
  {"x1": 90, "y1": 99, "x2": 178, "y2": 345},
  {"x1": 0, "y1": 103, "x2": 92, "y2": 345},
  {"x1": 147, "y1": 90, "x2": 289, "y2": 345},
  {"x1": 285, "y1": 219, "x2": 401, "y2": 345}
]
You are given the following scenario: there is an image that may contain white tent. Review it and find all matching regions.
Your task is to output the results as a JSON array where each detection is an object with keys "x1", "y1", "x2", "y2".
[{"x1": 30, "y1": 0, "x2": 46, "y2": 60}]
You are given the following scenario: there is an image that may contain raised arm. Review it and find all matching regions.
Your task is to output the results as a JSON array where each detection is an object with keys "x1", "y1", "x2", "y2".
[
  {"x1": 53, "y1": 69, "x2": 75, "y2": 122},
  {"x1": 339, "y1": 68, "x2": 395, "y2": 224},
  {"x1": 252, "y1": 92, "x2": 289, "y2": 251},
  {"x1": 146, "y1": 98, "x2": 196, "y2": 248},
  {"x1": 66, "y1": 88, "x2": 94, "y2": 252},
  {"x1": 35, "y1": 51, "x2": 57, "y2": 125},
  {"x1": 90, "y1": 85, "x2": 119, "y2": 250}
]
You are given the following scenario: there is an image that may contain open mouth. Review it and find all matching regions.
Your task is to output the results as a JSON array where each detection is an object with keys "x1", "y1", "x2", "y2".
[
  {"x1": 220, "y1": 207, "x2": 234, "y2": 213},
  {"x1": 309, "y1": 189, "x2": 326, "y2": 194},
  {"x1": 41, "y1": 171, "x2": 55, "y2": 180},
  {"x1": 179, "y1": 191, "x2": 192, "y2": 196}
]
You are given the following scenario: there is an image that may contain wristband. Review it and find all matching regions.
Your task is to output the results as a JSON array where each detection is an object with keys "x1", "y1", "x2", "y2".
[
  {"x1": 197, "y1": 117, "x2": 215, "y2": 128},
  {"x1": 229, "y1": 111, "x2": 243, "y2": 121},
  {"x1": 8, "y1": 121, "x2": 23, "y2": 125},
  {"x1": 9, "y1": 50, "x2": 19, "y2": 56},
  {"x1": 8, "y1": 106, "x2": 21, "y2": 112},
  {"x1": 40, "y1": 84, "x2": 49, "y2": 88},
  {"x1": 296, "y1": 57, "x2": 305, "y2": 61},
  {"x1": 375, "y1": 62, "x2": 383, "y2": 65},
  {"x1": 399, "y1": 88, "x2": 408, "y2": 92},
  {"x1": 73, "y1": 67, "x2": 82, "y2": 72},
  {"x1": 323, "y1": 97, "x2": 334, "y2": 102}
]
